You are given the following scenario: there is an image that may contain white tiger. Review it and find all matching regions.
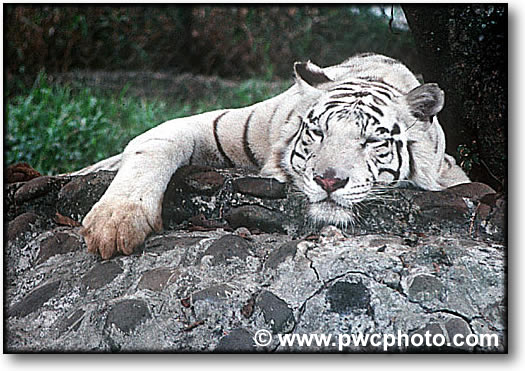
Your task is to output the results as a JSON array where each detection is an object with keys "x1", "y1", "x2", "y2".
[{"x1": 78, "y1": 53, "x2": 469, "y2": 259}]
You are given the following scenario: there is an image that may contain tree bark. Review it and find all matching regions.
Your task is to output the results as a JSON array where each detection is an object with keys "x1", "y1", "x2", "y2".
[{"x1": 402, "y1": 4, "x2": 507, "y2": 190}]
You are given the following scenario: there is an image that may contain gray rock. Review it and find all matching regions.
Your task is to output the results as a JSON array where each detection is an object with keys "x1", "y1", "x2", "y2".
[
  {"x1": 201, "y1": 234, "x2": 252, "y2": 264},
  {"x1": 232, "y1": 176, "x2": 287, "y2": 199},
  {"x1": 8, "y1": 175, "x2": 70, "y2": 220},
  {"x1": 57, "y1": 171, "x2": 114, "y2": 222},
  {"x1": 166, "y1": 166, "x2": 226, "y2": 195},
  {"x1": 82, "y1": 261, "x2": 123, "y2": 290},
  {"x1": 138, "y1": 267, "x2": 177, "y2": 292},
  {"x1": 215, "y1": 328, "x2": 256, "y2": 352},
  {"x1": 256, "y1": 290, "x2": 295, "y2": 334},
  {"x1": 36, "y1": 231, "x2": 84, "y2": 264},
  {"x1": 264, "y1": 240, "x2": 300, "y2": 269},
  {"x1": 9, "y1": 281, "x2": 61, "y2": 318},
  {"x1": 58, "y1": 308, "x2": 86, "y2": 334},
  {"x1": 444, "y1": 317, "x2": 473, "y2": 352},
  {"x1": 105, "y1": 299, "x2": 151, "y2": 334},
  {"x1": 14, "y1": 176, "x2": 56, "y2": 203},
  {"x1": 326, "y1": 280, "x2": 371, "y2": 315},
  {"x1": 446, "y1": 182, "x2": 495, "y2": 200},
  {"x1": 407, "y1": 274, "x2": 446, "y2": 303},
  {"x1": 225, "y1": 205, "x2": 289, "y2": 233},
  {"x1": 7, "y1": 212, "x2": 40, "y2": 241},
  {"x1": 192, "y1": 284, "x2": 237, "y2": 303},
  {"x1": 4, "y1": 167, "x2": 506, "y2": 353}
]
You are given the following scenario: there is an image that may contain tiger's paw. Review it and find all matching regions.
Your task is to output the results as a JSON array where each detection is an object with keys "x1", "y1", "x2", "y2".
[{"x1": 80, "y1": 198, "x2": 162, "y2": 260}]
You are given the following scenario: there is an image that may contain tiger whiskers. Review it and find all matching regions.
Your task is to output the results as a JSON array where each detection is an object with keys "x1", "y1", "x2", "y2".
[{"x1": 405, "y1": 118, "x2": 419, "y2": 132}]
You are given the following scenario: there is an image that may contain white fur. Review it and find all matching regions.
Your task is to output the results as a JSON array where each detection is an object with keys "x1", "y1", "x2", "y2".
[{"x1": 78, "y1": 53, "x2": 469, "y2": 258}]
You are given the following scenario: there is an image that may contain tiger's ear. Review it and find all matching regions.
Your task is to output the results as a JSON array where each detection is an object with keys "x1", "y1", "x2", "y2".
[
  {"x1": 406, "y1": 83, "x2": 445, "y2": 120},
  {"x1": 294, "y1": 61, "x2": 332, "y2": 90}
]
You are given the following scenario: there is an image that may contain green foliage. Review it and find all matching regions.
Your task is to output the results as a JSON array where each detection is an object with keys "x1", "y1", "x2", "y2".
[
  {"x1": 6, "y1": 74, "x2": 286, "y2": 175},
  {"x1": 6, "y1": 5, "x2": 416, "y2": 90},
  {"x1": 193, "y1": 80, "x2": 291, "y2": 111},
  {"x1": 457, "y1": 142, "x2": 480, "y2": 174},
  {"x1": 5, "y1": 6, "x2": 190, "y2": 76},
  {"x1": 188, "y1": 6, "x2": 417, "y2": 79},
  {"x1": 6, "y1": 74, "x2": 174, "y2": 174}
]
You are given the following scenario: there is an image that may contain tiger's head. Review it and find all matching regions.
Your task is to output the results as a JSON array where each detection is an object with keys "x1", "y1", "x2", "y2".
[{"x1": 280, "y1": 60, "x2": 468, "y2": 227}]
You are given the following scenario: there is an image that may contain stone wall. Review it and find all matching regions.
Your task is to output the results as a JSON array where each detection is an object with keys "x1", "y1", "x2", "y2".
[{"x1": 5, "y1": 166, "x2": 506, "y2": 352}]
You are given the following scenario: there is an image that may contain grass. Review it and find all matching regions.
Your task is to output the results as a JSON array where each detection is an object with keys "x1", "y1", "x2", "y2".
[{"x1": 6, "y1": 73, "x2": 289, "y2": 175}]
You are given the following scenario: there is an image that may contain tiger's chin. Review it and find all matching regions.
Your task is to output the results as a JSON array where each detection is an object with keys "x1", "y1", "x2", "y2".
[{"x1": 308, "y1": 200, "x2": 357, "y2": 229}]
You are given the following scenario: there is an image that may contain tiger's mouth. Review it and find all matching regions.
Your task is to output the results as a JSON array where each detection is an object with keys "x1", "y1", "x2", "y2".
[
  {"x1": 298, "y1": 177, "x2": 373, "y2": 227},
  {"x1": 308, "y1": 198, "x2": 358, "y2": 228}
]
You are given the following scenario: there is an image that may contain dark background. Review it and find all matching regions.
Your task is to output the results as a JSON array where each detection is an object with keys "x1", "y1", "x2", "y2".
[{"x1": 5, "y1": 6, "x2": 417, "y2": 85}]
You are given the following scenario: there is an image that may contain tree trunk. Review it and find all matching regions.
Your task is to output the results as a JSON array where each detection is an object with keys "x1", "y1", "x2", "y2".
[{"x1": 402, "y1": 4, "x2": 507, "y2": 190}]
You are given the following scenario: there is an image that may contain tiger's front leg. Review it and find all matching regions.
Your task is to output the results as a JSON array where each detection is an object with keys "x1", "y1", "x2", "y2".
[{"x1": 80, "y1": 121, "x2": 196, "y2": 259}]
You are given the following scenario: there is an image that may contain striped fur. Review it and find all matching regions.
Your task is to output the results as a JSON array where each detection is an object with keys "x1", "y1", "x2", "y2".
[{"x1": 78, "y1": 53, "x2": 469, "y2": 259}]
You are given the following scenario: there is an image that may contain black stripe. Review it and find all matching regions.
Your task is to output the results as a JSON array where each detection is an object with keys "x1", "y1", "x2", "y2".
[
  {"x1": 213, "y1": 111, "x2": 234, "y2": 167},
  {"x1": 330, "y1": 89, "x2": 390, "y2": 106},
  {"x1": 324, "y1": 103, "x2": 353, "y2": 111},
  {"x1": 243, "y1": 110, "x2": 260, "y2": 168},
  {"x1": 353, "y1": 91, "x2": 372, "y2": 98},
  {"x1": 371, "y1": 94, "x2": 387, "y2": 106},
  {"x1": 407, "y1": 141, "x2": 415, "y2": 179},
  {"x1": 361, "y1": 114, "x2": 378, "y2": 136},
  {"x1": 304, "y1": 129, "x2": 315, "y2": 141},
  {"x1": 325, "y1": 111, "x2": 336, "y2": 127},
  {"x1": 375, "y1": 141, "x2": 390, "y2": 149},
  {"x1": 357, "y1": 52, "x2": 376, "y2": 58},
  {"x1": 290, "y1": 122, "x2": 305, "y2": 169},
  {"x1": 264, "y1": 104, "x2": 281, "y2": 147},
  {"x1": 292, "y1": 150, "x2": 306, "y2": 160},
  {"x1": 324, "y1": 100, "x2": 353, "y2": 106},
  {"x1": 285, "y1": 131, "x2": 298, "y2": 146},
  {"x1": 358, "y1": 77, "x2": 401, "y2": 92},
  {"x1": 286, "y1": 118, "x2": 303, "y2": 148},
  {"x1": 356, "y1": 81, "x2": 397, "y2": 99},
  {"x1": 395, "y1": 140, "x2": 403, "y2": 179},
  {"x1": 369, "y1": 89, "x2": 394, "y2": 100},
  {"x1": 366, "y1": 160, "x2": 376, "y2": 179},
  {"x1": 330, "y1": 92, "x2": 363, "y2": 99},
  {"x1": 391, "y1": 123, "x2": 401, "y2": 136},
  {"x1": 366, "y1": 103, "x2": 384, "y2": 117},
  {"x1": 377, "y1": 141, "x2": 403, "y2": 180},
  {"x1": 285, "y1": 109, "x2": 296, "y2": 123},
  {"x1": 328, "y1": 86, "x2": 356, "y2": 93},
  {"x1": 268, "y1": 104, "x2": 280, "y2": 125}
]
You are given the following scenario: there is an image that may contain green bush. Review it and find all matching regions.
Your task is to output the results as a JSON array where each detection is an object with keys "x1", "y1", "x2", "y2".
[
  {"x1": 6, "y1": 74, "x2": 173, "y2": 174},
  {"x1": 6, "y1": 74, "x2": 287, "y2": 175},
  {"x1": 188, "y1": 6, "x2": 417, "y2": 78},
  {"x1": 6, "y1": 5, "x2": 416, "y2": 91},
  {"x1": 5, "y1": 7, "x2": 191, "y2": 77}
]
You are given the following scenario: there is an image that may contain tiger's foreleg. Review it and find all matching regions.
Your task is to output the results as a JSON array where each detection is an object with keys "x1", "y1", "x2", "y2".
[{"x1": 80, "y1": 120, "x2": 198, "y2": 259}]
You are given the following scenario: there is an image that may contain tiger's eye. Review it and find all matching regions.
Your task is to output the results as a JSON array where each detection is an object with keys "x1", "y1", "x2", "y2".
[{"x1": 365, "y1": 137, "x2": 382, "y2": 144}]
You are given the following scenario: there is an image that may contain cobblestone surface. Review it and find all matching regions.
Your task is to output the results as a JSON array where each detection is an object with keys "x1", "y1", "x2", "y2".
[{"x1": 5, "y1": 166, "x2": 506, "y2": 353}]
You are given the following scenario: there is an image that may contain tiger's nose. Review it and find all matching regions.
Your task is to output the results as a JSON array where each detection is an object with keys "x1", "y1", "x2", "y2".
[{"x1": 313, "y1": 168, "x2": 348, "y2": 193}]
